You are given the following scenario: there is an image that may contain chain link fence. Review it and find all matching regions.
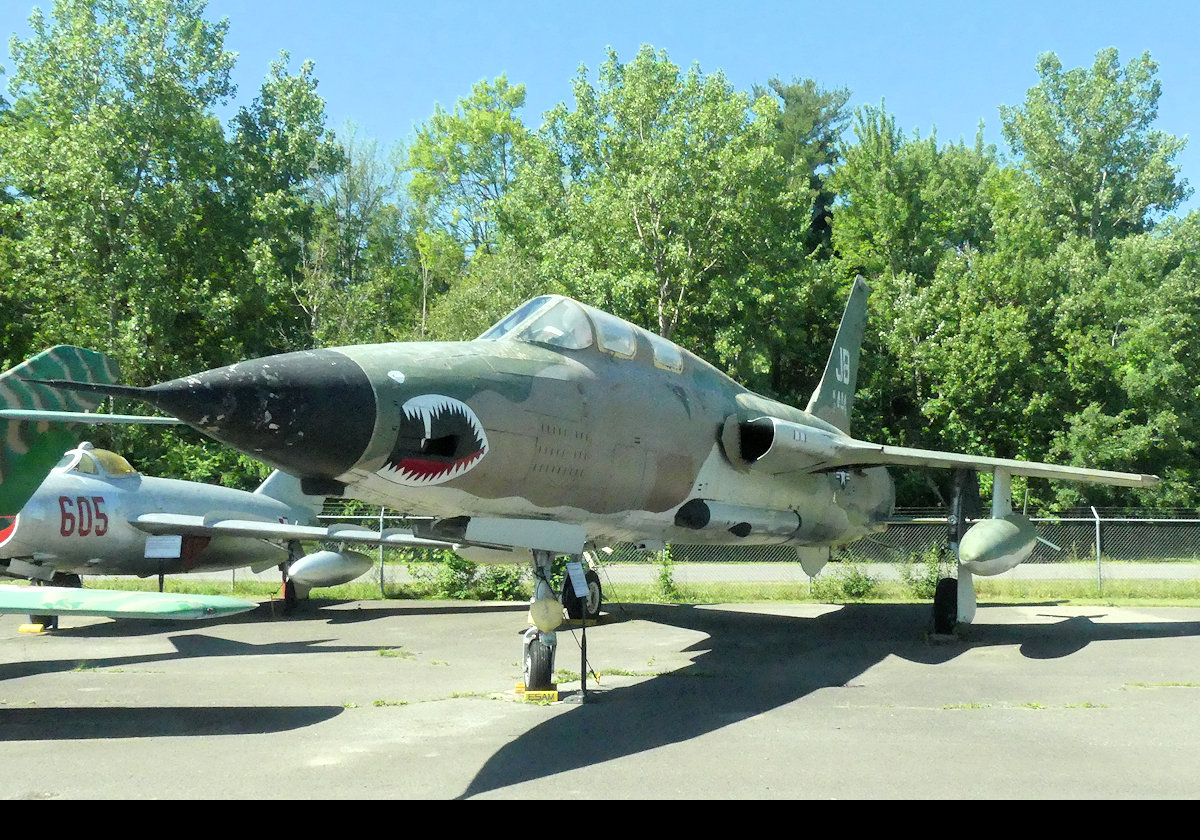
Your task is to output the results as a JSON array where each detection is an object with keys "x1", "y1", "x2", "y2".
[{"x1": 316, "y1": 502, "x2": 1200, "y2": 599}]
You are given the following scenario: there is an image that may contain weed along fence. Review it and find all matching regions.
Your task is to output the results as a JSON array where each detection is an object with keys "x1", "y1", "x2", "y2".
[{"x1": 315, "y1": 504, "x2": 1200, "y2": 600}]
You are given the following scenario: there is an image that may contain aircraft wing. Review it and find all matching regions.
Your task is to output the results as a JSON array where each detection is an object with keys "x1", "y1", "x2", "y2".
[
  {"x1": 129, "y1": 514, "x2": 456, "y2": 549},
  {"x1": 727, "y1": 415, "x2": 1159, "y2": 488},
  {"x1": 861, "y1": 443, "x2": 1158, "y2": 488},
  {"x1": 0, "y1": 585, "x2": 256, "y2": 620}
]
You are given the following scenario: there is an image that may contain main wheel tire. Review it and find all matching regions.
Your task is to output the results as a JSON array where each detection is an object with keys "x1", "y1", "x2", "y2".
[
  {"x1": 933, "y1": 577, "x2": 958, "y2": 634},
  {"x1": 563, "y1": 570, "x2": 603, "y2": 620},
  {"x1": 524, "y1": 638, "x2": 554, "y2": 691}
]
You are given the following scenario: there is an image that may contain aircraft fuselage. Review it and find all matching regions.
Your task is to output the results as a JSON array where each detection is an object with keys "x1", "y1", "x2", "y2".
[
  {"x1": 131, "y1": 331, "x2": 894, "y2": 551},
  {"x1": 1, "y1": 470, "x2": 292, "y2": 577}
]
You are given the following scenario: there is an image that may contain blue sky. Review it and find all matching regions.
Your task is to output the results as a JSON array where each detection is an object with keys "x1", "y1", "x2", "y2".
[{"x1": 4, "y1": 0, "x2": 1198, "y2": 213}]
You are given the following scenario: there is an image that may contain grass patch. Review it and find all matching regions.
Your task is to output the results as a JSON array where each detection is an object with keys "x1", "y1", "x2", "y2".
[
  {"x1": 973, "y1": 578, "x2": 1200, "y2": 605},
  {"x1": 1125, "y1": 681, "x2": 1200, "y2": 688},
  {"x1": 80, "y1": 569, "x2": 1200, "y2": 608}
]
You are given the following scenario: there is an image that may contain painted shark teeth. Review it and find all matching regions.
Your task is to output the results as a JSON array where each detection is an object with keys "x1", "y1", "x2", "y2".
[{"x1": 383, "y1": 394, "x2": 488, "y2": 486}]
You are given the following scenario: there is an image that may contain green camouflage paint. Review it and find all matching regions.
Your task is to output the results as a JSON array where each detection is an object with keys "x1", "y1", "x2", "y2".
[{"x1": 0, "y1": 346, "x2": 118, "y2": 519}]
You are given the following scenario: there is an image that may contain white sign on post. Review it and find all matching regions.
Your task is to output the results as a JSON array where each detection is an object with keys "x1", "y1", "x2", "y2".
[
  {"x1": 144, "y1": 535, "x2": 183, "y2": 559},
  {"x1": 565, "y1": 560, "x2": 588, "y2": 605}
]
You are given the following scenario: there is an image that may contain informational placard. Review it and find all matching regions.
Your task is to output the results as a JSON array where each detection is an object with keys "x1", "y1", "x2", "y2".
[
  {"x1": 144, "y1": 534, "x2": 183, "y2": 559},
  {"x1": 565, "y1": 560, "x2": 588, "y2": 604}
]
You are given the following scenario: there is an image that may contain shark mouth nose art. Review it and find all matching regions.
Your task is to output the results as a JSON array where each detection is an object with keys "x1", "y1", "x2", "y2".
[{"x1": 384, "y1": 395, "x2": 489, "y2": 485}]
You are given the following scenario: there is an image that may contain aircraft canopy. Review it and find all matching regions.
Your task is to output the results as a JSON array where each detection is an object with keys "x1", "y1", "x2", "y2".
[
  {"x1": 55, "y1": 443, "x2": 139, "y2": 478},
  {"x1": 480, "y1": 295, "x2": 684, "y2": 371}
]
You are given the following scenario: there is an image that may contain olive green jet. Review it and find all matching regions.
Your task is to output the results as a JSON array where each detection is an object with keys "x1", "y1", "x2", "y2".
[
  {"x1": 0, "y1": 347, "x2": 255, "y2": 625},
  {"x1": 27, "y1": 279, "x2": 1159, "y2": 689}
]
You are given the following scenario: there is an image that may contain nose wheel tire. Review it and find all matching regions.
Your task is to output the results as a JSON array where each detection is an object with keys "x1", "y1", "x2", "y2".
[{"x1": 523, "y1": 636, "x2": 555, "y2": 691}]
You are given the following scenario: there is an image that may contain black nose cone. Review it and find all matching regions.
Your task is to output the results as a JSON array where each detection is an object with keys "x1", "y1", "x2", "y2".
[{"x1": 146, "y1": 349, "x2": 376, "y2": 479}]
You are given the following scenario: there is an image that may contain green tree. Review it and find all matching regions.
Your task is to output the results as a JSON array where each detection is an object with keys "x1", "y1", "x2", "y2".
[
  {"x1": 298, "y1": 127, "x2": 425, "y2": 346},
  {"x1": 228, "y1": 50, "x2": 343, "y2": 356},
  {"x1": 753, "y1": 76, "x2": 851, "y2": 255},
  {"x1": 503, "y1": 46, "x2": 803, "y2": 347},
  {"x1": 424, "y1": 249, "x2": 554, "y2": 341},
  {"x1": 831, "y1": 104, "x2": 997, "y2": 284},
  {"x1": 407, "y1": 75, "x2": 533, "y2": 256},
  {"x1": 1000, "y1": 49, "x2": 1190, "y2": 251},
  {"x1": 0, "y1": 0, "x2": 237, "y2": 379},
  {"x1": 0, "y1": 0, "x2": 339, "y2": 486},
  {"x1": 1045, "y1": 218, "x2": 1200, "y2": 508}
]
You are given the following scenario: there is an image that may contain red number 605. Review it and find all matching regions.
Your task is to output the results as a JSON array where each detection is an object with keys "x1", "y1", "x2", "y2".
[{"x1": 58, "y1": 496, "x2": 108, "y2": 537}]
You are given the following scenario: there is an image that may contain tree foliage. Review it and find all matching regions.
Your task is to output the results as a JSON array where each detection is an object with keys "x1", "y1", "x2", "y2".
[
  {"x1": 1001, "y1": 49, "x2": 1190, "y2": 250},
  {"x1": 1, "y1": 14, "x2": 1196, "y2": 512}
]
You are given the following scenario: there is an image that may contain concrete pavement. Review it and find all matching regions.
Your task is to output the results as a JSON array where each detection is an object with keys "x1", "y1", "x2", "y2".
[{"x1": 2, "y1": 598, "x2": 1200, "y2": 798}]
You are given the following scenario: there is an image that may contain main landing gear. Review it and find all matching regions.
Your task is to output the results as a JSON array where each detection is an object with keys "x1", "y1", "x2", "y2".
[
  {"x1": 932, "y1": 468, "x2": 988, "y2": 635},
  {"x1": 563, "y1": 567, "x2": 602, "y2": 621},
  {"x1": 279, "y1": 542, "x2": 311, "y2": 614},
  {"x1": 30, "y1": 572, "x2": 82, "y2": 629}
]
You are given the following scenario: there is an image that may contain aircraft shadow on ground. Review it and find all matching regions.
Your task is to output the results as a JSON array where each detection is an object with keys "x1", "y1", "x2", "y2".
[
  {"x1": 0, "y1": 632, "x2": 379, "y2": 689},
  {"x1": 36, "y1": 599, "x2": 528, "y2": 639},
  {"x1": 310, "y1": 600, "x2": 530, "y2": 625},
  {"x1": 459, "y1": 601, "x2": 1200, "y2": 798},
  {"x1": 0, "y1": 704, "x2": 343, "y2": 741},
  {"x1": 0, "y1": 629, "x2": 382, "y2": 741}
]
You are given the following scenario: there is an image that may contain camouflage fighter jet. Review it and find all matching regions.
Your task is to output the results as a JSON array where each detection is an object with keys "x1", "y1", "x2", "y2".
[
  {"x1": 0, "y1": 350, "x2": 444, "y2": 627},
  {"x1": 28, "y1": 279, "x2": 1159, "y2": 688}
]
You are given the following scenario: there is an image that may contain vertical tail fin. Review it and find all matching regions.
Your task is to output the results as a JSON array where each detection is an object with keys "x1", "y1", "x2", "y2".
[
  {"x1": 0, "y1": 346, "x2": 119, "y2": 518},
  {"x1": 254, "y1": 469, "x2": 326, "y2": 523},
  {"x1": 805, "y1": 276, "x2": 871, "y2": 434}
]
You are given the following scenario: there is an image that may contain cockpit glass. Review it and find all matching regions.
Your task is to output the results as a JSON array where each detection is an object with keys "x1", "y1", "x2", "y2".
[
  {"x1": 477, "y1": 294, "x2": 687, "y2": 370},
  {"x1": 590, "y1": 308, "x2": 637, "y2": 358},
  {"x1": 478, "y1": 296, "x2": 554, "y2": 340},
  {"x1": 92, "y1": 449, "x2": 138, "y2": 476},
  {"x1": 513, "y1": 298, "x2": 594, "y2": 350},
  {"x1": 71, "y1": 453, "x2": 98, "y2": 474},
  {"x1": 648, "y1": 333, "x2": 684, "y2": 372}
]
